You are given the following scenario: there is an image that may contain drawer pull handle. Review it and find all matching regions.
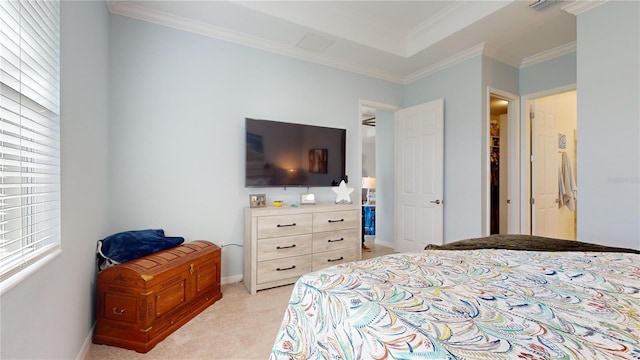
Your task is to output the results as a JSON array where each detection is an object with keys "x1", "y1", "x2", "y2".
[
  {"x1": 276, "y1": 265, "x2": 296, "y2": 271},
  {"x1": 276, "y1": 244, "x2": 296, "y2": 250},
  {"x1": 328, "y1": 238, "x2": 344, "y2": 243},
  {"x1": 112, "y1": 307, "x2": 126, "y2": 316},
  {"x1": 277, "y1": 223, "x2": 296, "y2": 228},
  {"x1": 328, "y1": 219, "x2": 344, "y2": 223},
  {"x1": 327, "y1": 257, "x2": 344, "y2": 262}
]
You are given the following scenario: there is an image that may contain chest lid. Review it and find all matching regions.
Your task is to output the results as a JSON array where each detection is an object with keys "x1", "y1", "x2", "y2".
[{"x1": 97, "y1": 240, "x2": 220, "y2": 287}]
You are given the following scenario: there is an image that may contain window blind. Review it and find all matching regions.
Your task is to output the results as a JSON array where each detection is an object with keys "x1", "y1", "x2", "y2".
[{"x1": 0, "y1": 0, "x2": 60, "y2": 284}]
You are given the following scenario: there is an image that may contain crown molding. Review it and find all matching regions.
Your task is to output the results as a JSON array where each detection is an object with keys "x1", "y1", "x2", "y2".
[
  {"x1": 562, "y1": 0, "x2": 608, "y2": 15},
  {"x1": 520, "y1": 41, "x2": 576, "y2": 68},
  {"x1": 404, "y1": 43, "x2": 485, "y2": 84},
  {"x1": 107, "y1": 1, "x2": 576, "y2": 86},
  {"x1": 407, "y1": 1, "x2": 512, "y2": 57},
  {"x1": 406, "y1": 2, "x2": 467, "y2": 57},
  {"x1": 107, "y1": 1, "x2": 405, "y2": 84}
]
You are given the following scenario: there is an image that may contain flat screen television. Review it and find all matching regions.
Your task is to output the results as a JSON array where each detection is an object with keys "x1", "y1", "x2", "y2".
[{"x1": 245, "y1": 118, "x2": 346, "y2": 187}]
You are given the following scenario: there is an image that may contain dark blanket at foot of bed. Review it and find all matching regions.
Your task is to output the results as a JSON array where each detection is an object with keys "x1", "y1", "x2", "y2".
[{"x1": 425, "y1": 234, "x2": 640, "y2": 254}]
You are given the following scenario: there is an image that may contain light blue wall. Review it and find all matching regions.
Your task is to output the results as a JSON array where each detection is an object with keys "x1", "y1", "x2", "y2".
[
  {"x1": 362, "y1": 140, "x2": 376, "y2": 177},
  {"x1": 404, "y1": 57, "x2": 484, "y2": 243},
  {"x1": 108, "y1": 15, "x2": 403, "y2": 279},
  {"x1": 373, "y1": 109, "x2": 395, "y2": 247},
  {"x1": 575, "y1": 1, "x2": 639, "y2": 249},
  {"x1": 520, "y1": 52, "x2": 576, "y2": 96},
  {"x1": 484, "y1": 57, "x2": 519, "y2": 95},
  {"x1": 0, "y1": 2, "x2": 111, "y2": 359}
]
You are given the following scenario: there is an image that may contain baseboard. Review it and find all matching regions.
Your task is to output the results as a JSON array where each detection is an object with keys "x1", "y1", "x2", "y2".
[
  {"x1": 76, "y1": 324, "x2": 95, "y2": 360},
  {"x1": 221, "y1": 274, "x2": 243, "y2": 285},
  {"x1": 374, "y1": 239, "x2": 394, "y2": 249}
]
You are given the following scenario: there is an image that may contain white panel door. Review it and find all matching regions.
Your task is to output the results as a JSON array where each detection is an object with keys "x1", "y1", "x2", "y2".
[
  {"x1": 532, "y1": 101, "x2": 559, "y2": 237},
  {"x1": 395, "y1": 99, "x2": 444, "y2": 252}
]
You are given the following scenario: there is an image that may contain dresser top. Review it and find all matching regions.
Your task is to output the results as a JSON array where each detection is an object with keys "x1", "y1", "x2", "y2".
[
  {"x1": 245, "y1": 203, "x2": 359, "y2": 216},
  {"x1": 97, "y1": 240, "x2": 220, "y2": 286}
]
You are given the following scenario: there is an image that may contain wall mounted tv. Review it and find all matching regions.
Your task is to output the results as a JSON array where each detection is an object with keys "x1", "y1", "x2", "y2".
[{"x1": 245, "y1": 118, "x2": 346, "y2": 188}]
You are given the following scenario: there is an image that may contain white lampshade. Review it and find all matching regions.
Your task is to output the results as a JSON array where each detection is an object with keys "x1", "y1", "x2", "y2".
[{"x1": 362, "y1": 177, "x2": 376, "y2": 189}]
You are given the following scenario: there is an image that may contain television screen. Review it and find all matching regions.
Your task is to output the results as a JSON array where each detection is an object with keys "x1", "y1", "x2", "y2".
[{"x1": 245, "y1": 118, "x2": 346, "y2": 187}]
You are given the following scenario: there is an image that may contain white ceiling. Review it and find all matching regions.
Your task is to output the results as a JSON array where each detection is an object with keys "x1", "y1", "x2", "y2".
[{"x1": 107, "y1": 0, "x2": 580, "y2": 84}]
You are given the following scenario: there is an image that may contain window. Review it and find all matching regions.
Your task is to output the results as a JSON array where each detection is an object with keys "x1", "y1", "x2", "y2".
[{"x1": 0, "y1": 0, "x2": 60, "y2": 289}]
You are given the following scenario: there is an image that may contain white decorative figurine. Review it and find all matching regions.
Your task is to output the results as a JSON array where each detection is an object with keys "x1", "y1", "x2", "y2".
[{"x1": 332, "y1": 180, "x2": 354, "y2": 204}]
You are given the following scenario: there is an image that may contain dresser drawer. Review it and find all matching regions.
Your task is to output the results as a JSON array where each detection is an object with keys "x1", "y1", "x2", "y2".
[
  {"x1": 258, "y1": 234, "x2": 312, "y2": 261},
  {"x1": 312, "y1": 248, "x2": 357, "y2": 271},
  {"x1": 312, "y1": 229, "x2": 357, "y2": 253},
  {"x1": 245, "y1": 204, "x2": 361, "y2": 294},
  {"x1": 258, "y1": 214, "x2": 313, "y2": 239},
  {"x1": 313, "y1": 210, "x2": 358, "y2": 232},
  {"x1": 257, "y1": 255, "x2": 312, "y2": 284}
]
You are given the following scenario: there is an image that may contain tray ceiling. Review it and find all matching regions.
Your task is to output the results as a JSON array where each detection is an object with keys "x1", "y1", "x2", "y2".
[{"x1": 107, "y1": 0, "x2": 583, "y2": 83}]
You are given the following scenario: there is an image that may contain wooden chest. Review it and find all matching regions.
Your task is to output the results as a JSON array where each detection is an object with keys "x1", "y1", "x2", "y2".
[{"x1": 93, "y1": 240, "x2": 222, "y2": 353}]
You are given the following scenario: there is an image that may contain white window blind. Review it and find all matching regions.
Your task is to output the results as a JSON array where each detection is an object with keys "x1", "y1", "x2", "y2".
[{"x1": 0, "y1": 0, "x2": 60, "y2": 284}]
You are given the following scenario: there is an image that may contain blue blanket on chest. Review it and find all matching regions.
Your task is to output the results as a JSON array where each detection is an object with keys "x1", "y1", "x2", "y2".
[{"x1": 96, "y1": 229, "x2": 184, "y2": 271}]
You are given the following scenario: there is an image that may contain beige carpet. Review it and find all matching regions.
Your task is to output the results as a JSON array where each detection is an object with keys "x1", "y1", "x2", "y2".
[
  {"x1": 86, "y1": 242, "x2": 394, "y2": 360},
  {"x1": 87, "y1": 281, "x2": 293, "y2": 360}
]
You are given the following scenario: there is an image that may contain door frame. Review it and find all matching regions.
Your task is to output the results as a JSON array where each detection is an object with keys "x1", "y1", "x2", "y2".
[
  {"x1": 358, "y1": 100, "x2": 401, "y2": 249},
  {"x1": 519, "y1": 84, "x2": 576, "y2": 234},
  {"x1": 485, "y1": 87, "x2": 520, "y2": 235},
  {"x1": 358, "y1": 99, "x2": 401, "y2": 184}
]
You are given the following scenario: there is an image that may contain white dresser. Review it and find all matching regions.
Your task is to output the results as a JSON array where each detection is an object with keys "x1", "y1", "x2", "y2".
[{"x1": 243, "y1": 203, "x2": 361, "y2": 294}]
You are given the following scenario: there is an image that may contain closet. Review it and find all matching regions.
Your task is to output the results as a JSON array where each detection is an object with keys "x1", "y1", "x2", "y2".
[{"x1": 489, "y1": 97, "x2": 508, "y2": 234}]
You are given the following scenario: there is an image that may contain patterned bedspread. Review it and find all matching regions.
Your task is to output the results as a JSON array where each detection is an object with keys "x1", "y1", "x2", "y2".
[{"x1": 270, "y1": 249, "x2": 640, "y2": 359}]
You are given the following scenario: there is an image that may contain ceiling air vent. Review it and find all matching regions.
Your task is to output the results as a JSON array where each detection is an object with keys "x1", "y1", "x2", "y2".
[
  {"x1": 296, "y1": 33, "x2": 333, "y2": 53},
  {"x1": 529, "y1": 0, "x2": 562, "y2": 11}
]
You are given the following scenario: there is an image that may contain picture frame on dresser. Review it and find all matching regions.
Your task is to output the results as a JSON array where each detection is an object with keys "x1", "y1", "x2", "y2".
[{"x1": 249, "y1": 194, "x2": 266, "y2": 208}]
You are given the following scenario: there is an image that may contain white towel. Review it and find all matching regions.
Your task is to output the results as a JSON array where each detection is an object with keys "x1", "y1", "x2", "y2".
[{"x1": 558, "y1": 152, "x2": 577, "y2": 211}]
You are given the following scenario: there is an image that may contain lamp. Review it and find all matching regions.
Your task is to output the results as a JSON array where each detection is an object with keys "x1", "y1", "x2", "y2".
[{"x1": 362, "y1": 177, "x2": 376, "y2": 204}]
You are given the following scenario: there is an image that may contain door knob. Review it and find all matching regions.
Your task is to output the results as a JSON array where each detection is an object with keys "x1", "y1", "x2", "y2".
[{"x1": 430, "y1": 200, "x2": 441, "y2": 205}]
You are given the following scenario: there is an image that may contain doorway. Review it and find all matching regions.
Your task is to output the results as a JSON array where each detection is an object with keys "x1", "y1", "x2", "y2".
[
  {"x1": 359, "y1": 101, "x2": 400, "y2": 250},
  {"x1": 489, "y1": 95, "x2": 508, "y2": 234},
  {"x1": 358, "y1": 99, "x2": 443, "y2": 252},
  {"x1": 529, "y1": 90, "x2": 577, "y2": 240},
  {"x1": 361, "y1": 106, "x2": 376, "y2": 251},
  {"x1": 487, "y1": 89, "x2": 520, "y2": 236}
]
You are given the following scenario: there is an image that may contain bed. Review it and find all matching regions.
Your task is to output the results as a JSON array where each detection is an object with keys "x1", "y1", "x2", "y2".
[{"x1": 270, "y1": 235, "x2": 640, "y2": 359}]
